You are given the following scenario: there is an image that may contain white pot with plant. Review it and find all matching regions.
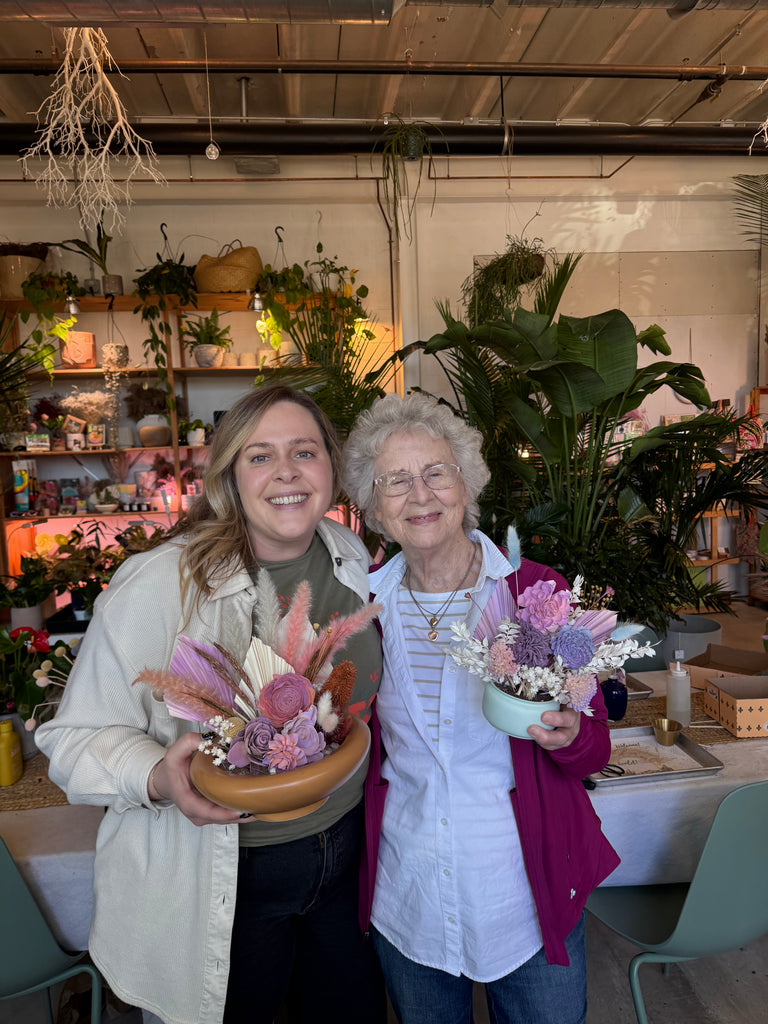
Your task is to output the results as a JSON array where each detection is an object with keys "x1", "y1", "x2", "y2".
[{"x1": 181, "y1": 308, "x2": 233, "y2": 368}]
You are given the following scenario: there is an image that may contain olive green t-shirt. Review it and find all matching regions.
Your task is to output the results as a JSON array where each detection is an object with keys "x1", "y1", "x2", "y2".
[{"x1": 239, "y1": 532, "x2": 381, "y2": 846}]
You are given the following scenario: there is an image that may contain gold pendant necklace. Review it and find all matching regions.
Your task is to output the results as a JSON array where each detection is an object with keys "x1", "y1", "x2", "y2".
[{"x1": 406, "y1": 543, "x2": 478, "y2": 641}]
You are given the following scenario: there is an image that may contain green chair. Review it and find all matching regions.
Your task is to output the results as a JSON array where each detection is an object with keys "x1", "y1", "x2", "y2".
[
  {"x1": 0, "y1": 835, "x2": 102, "y2": 1024},
  {"x1": 586, "y1": 780, "x2": 768, "y2": 1024}
]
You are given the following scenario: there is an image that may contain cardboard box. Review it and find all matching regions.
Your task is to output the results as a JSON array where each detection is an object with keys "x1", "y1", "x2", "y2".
[
  {"x1": 702, "y1": 675, "x2": 768, "y2": 738},
  {"x1": 682, "y1": 644, "x2": 768, "y2": 690}
]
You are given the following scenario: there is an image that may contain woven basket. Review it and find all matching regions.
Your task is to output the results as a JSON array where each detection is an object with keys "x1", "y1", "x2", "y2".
[{"x1": 194, "y1": 241, "x2": 263, "y2": 293}]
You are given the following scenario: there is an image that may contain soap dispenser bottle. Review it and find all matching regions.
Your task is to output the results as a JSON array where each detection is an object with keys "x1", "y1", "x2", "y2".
[{"x1": 666, "y1": 661, "x2": 691, "y2": 727}]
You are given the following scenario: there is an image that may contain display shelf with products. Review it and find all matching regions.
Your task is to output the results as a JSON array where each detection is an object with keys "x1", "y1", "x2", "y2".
[{"x1": 0, "y1": 292, "x2": 257, "y2": 576}]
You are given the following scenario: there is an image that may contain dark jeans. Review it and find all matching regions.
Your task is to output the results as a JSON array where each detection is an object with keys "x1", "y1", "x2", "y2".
[{"x1": 224, "y1": 804, "x2": 385, "y2": 1024}]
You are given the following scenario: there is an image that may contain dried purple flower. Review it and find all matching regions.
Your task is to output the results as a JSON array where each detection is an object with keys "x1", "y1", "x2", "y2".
[
  {"x1": 551, "y1": 625, "x2": 595, "y2": 670},
  {"x1": 283, "y1": 705, "x2": 326, "y2": 764},
  {"x1": 511, "y1": 621, "x2": 551, "y2": 667},
  {"x1": 228, "y1": 718, "x2": 276, "y2": 770}
]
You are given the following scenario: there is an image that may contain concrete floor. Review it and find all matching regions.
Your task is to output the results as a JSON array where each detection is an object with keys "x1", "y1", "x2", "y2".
[{"x1": 2, "y1": 603, "x2": 766, "y2": 1024}]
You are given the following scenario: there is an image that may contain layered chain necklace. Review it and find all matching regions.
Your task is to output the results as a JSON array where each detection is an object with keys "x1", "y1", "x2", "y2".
[{"x1": 405, "y1": 542, "x2": 478, "y2": 641}]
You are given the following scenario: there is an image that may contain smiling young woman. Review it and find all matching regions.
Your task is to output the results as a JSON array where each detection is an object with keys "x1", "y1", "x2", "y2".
[{"x1": 36, "y1": 386, "x2": 386, "y2": 1024}]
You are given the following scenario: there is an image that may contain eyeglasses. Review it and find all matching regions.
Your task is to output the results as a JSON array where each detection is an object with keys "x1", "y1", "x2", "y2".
[{"x1": 374, "y1": 463, "x2": 462, "y2": 497}]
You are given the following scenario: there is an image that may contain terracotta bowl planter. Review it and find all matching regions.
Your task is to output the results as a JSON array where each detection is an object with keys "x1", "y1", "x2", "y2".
[{"x1": 190, "y1": 714, "x2": 371, "y2": 820}]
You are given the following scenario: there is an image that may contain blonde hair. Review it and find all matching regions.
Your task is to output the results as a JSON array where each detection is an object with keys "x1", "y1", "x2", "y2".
[
  {"x1": 342, "y1": 392, "x2": 490, "y2": 539},
  {"x1": 175, "y1": 386, "x2": 341, "y2": 612}
]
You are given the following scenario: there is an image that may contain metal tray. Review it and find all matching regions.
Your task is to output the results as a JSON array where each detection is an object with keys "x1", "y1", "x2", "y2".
[
  {"x1": 625, "y1": 675, "x2": 653, "y2": 700},
  {"x1": 589, "y1": 726, "x2": 724, "y2": 786}
]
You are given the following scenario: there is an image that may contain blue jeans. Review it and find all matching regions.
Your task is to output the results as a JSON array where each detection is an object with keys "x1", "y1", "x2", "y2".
[
  {"x1": 372, "y1": 914, "x2": 586, "y2": 1024},
  {"x1": 224, "y1": 804, "x2": 385, "y2": 1024}
]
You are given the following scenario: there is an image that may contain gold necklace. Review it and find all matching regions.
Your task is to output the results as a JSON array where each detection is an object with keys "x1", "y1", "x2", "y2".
[{"x1": 405, "y1": 543, "x2": 478, "y2": 642}]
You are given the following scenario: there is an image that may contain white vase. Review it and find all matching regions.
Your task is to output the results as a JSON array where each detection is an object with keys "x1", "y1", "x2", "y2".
[
  {"x1": 137, "y1": 414, "x2": 171, "y2": 447},
  {"x1": 193, "y1": 344, "x2": 224, "y2": 368},
  {"x1": 9, "y1": 604, "x2": 43, "y2": 631},
  {"x1": 481, "y1": 682, "x2": 559, "y2": 740},
  {"x1": 186, "y1": 427, "x2": 206, "y2": 446}
]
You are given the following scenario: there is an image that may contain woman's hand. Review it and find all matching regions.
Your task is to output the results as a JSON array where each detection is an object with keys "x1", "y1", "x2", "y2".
[
  {"x1": 147, "y1": 732, "x2": 253, "y2": 826},
  {"x1": 527, "y1": 707, "x2": 581, "y2": 749}
]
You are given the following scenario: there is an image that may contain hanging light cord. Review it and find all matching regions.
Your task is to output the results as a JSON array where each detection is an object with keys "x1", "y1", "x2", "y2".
[{"x1": 204, "y1": 34, "x2": 219, "y2": 160}]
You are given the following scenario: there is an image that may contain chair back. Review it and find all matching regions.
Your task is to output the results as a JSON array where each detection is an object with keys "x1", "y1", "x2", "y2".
[
  {"x1": 667, "y1": 779, "x2": 768, "y2": 957},
  {"x1": 0, "y1": 836, "x2": 80, "y2": 997}
]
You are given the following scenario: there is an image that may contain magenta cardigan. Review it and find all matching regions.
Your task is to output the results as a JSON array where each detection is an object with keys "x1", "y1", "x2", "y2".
[{"x1": 360, "y1": 557, "x2": 620, "y2": 966}]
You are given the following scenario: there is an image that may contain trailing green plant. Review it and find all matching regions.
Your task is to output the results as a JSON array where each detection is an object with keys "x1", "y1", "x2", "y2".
[
  {"x1": 371, "y1": 114, "x2": 445, "y2": 243},
  {"x1": 20, "y1": 270, "x2": 83, "y2": 344},
  {"x1": 402, "y1": 302, "x2": 768, "y2": 633},
  {"x1": 263, "y1": 243, "x2": 398, "y2": 438},
  {"x1": 181, "y1": 308, "x2": 232, "y2": 351},
  {"x1": 133, "y1": 225, "x2": 197, "y2": 408},
  {"x1": 461, "y1": 235, "x2": 552, "y2": 328}
]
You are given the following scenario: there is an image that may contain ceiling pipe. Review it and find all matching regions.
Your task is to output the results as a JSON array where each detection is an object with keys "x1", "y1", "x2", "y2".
[
  {"x1": 0, "y1": 57, "x2": 767, "y2": 82},
  {"x1": 2, "y1": 122, "x2": 765, "y2": 157},
  {"x1": 4, "y1": 0, "x2": 767, "y2": 27}
]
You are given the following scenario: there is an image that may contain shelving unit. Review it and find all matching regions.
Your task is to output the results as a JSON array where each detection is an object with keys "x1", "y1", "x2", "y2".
[
  {"x1": 689, "y1": 507, "x2": 741, "y2": 586},
  {"x1": 0, "y1": 291, "x2": 266, "y2": 577}
]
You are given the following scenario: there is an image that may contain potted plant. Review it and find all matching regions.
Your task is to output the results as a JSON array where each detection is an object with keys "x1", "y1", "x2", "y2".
[
  {"x1": 180, "y1": 308, "x2": 233, "y2": 367},
  {"x1": 20, "y1": 269, "x2": 84, "y2": 348},
  {"x1": 413, "y1": 298, "x2": 768, "y2": 634},
  {"x1": 445, "y1": 557, "x2": 651, "y2": 738},
  {"x1": 125, "y1": 380, "x2": 187, "y2": 447},
  {"x1": 371, "y1": 114, "x2": 446, "y2": 243},
  {"x1": 48, "y1": 222, "x2": 122, "y2": 296},
  {"x1": 460, "y1": 234, "x2": 553, "y2": 327},
  {"x1": 178, "y1": 417, "x2": 212, "y2": 447},
  {"x1": 48, "y1": 520, "x2": 126, "y2": 620},
  {"x1": 261, "y1": 244, "x2": 398, "y2": 440},
  {"x1": 0, "y1": 553, "x2": 56, "y2": 631},
  {"x1": 133, "y1": 224, "x2": 197, "y2": 406},
  {"x1": 30, "y1": 395, "x2": 67, "y2": 451},
  {"x1": 0, "y1": 241, "x2": 47, "y2": 297}
]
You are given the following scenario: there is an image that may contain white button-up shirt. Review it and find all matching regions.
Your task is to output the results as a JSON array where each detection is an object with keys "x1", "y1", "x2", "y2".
[{"x1": 369, "y1": 532, "x2": 542, "y2": 981}]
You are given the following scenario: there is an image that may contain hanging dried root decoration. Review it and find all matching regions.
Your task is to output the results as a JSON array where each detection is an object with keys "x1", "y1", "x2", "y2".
[{"x1": 20, "y1": 27, "x2": 166, "y2": 231}]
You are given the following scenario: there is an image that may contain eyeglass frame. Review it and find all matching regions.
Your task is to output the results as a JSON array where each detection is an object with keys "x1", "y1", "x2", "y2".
[{"x1": 373, "y1": 463, "x2": 463, "y2": 497}]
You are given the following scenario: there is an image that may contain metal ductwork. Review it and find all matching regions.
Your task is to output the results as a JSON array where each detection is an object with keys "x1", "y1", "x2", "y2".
[
  {"x1": 1, "y1": 0, "x2": 767, "y2": 27},
  {"x1": 1, "y1": 122, "x2": 764, "y2": 157}
]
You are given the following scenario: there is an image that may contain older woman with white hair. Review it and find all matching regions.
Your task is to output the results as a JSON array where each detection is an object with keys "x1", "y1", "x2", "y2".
[{"x1": 343, "y1": 392, "x2": 618, "y2": 1024}]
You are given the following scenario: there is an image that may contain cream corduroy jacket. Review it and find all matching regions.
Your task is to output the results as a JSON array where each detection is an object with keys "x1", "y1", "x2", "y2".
[{"x1": 35, "y1": 517, "x2": 371, "y2": 1024}]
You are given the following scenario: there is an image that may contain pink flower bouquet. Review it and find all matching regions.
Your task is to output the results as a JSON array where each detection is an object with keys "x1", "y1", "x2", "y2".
[
  {"x1": 447, "y1": 575, "x2": 654, "y2": 714},
  {"x1": 134, "y1": 572, "x2": 381, "y2": 782}
]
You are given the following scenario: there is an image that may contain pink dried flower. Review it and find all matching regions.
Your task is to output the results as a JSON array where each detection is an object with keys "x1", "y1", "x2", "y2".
[
  {"x1": 258, "y1": 672, "x2": 315, "y2": 728},
  {"x1": 488, "y1": 641, "x2": 518, "y2": 681},
  {"x1": 265, "y1": 732, "x2": 308, "y2": 772},
  {"x1": 564, "y1": 671, "x2": 598, "y2": 713},
  {"x1": 517, "y1": 580, "x2": 570, "y2": 633}
]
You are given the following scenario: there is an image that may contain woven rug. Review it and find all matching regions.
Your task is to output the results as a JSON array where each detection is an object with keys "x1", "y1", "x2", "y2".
[
  {"x1": 613, "y1": 692, "x2": 739, "y2": 745},
  {"x1": 0, "y1": 752, "x2": 69, "y2": 811}
]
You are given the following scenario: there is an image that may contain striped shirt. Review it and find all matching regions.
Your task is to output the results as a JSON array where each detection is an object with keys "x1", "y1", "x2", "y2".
[{"x1": 397, "y1": 587, "x2": 471, "y2": 744}]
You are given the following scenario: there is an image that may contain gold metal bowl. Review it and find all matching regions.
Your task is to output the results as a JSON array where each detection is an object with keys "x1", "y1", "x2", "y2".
[
  {"x1": 189, "y1": 714, "x2": 370, "y2": 821},
  {"x1": 653, "y1": 717, "x2": 683, "y2": 746}
]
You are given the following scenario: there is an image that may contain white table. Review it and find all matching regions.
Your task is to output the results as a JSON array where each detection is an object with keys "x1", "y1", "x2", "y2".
[
  {"x1": 591, "y1": 670, "x2": 768, "y2": 886},
  {"x1": 0, "y1": 804, "x2": 103, "y2": 951}
]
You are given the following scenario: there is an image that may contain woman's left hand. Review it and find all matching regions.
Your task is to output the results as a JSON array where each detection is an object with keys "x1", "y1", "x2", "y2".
[{"x1": 528, "y1": 707, "x2": 581, "y2": 749}]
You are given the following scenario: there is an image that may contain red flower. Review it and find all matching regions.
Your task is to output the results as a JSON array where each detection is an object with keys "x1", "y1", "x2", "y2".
[{"x1": 9, "y1": 627, "x2": 50, "y2": 653}]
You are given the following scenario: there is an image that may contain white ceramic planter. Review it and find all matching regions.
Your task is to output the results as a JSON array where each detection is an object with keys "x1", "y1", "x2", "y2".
[
  {"x1": 481, "y1": 682, "x2": 559, "y2": 739},
  {"x1": 193, "y1": 345, "x2": 224, "y2": 368},
  {"x1": 0, "y1": 712, "x2": 37, "y2": 760},
  {"x1": 186, "y1": 427, "x2": 206, "y2": 446},
  {"x1": 9, "y1": 604, "x2": 43, "y2": 631}
]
